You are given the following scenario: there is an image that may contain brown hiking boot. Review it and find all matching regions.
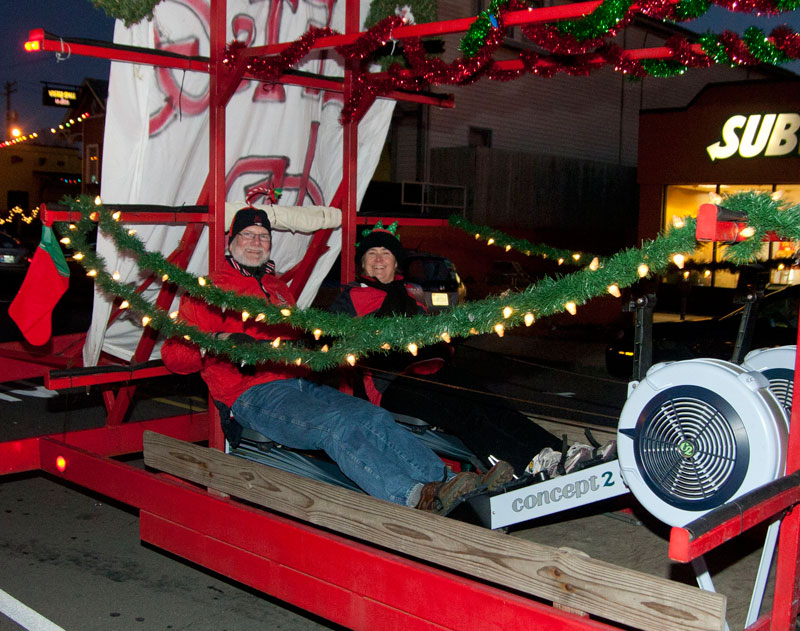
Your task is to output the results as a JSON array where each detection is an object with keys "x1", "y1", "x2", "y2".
[
  {"x1": 416, "y1": 471, "x2": 480, "y2": 513},
  {"x1": 481, "y1": 460, "x2": 515, "y2": 491}
]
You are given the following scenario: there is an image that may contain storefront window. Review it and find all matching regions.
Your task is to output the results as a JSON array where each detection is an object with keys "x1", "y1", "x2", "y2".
[{"x1": 663, "y1": 183, "x2": 797, "y2": 288}]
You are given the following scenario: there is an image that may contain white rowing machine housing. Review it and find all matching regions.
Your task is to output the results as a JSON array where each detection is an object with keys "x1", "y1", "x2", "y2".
[
  {"x1": 742, "y1": 345, "x2": 796, "y2": 418},
  {"x1": 617, "y1": 358, "x2": 788, "y2": 527}
]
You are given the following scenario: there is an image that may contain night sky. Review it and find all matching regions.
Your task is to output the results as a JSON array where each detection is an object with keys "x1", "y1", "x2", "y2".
[
  {"x1": 1, "y1": 1, "x2": 799, "y2": 139},
  {"x1": 2, "y1": 1, "x2": 114, "y2": 135}
]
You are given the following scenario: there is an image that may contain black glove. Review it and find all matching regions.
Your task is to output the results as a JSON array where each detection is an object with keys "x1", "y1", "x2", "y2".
[{"x1": 216, "y1": 332, "x2": 256, "y2": 345}]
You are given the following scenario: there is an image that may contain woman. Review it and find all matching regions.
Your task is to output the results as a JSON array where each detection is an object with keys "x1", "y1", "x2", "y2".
[{"x1": 330, "y1": 225, "x2": 562, "y2": 476}]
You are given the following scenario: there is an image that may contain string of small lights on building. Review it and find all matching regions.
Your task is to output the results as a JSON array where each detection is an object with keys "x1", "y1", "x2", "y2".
[
  {"x1": 0, "y1": 206, "x2": 40, "y2": 225},
  {"x1": 0, "y1": 112, "x2": 93, "y2": 149}
]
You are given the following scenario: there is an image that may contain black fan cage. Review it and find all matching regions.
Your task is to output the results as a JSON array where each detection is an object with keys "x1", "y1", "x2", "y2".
[
  {"x1": 633, "y1": 385, "x2": 750, "y2": 512},
  {"x1": 762, "y1": 367, "x2": 794, "y2": 417}
]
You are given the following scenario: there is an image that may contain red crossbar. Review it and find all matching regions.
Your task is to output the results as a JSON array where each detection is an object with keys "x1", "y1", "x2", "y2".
[
  {"x1": 36, "y1": 436, "x2": 613, "y2": 631},
  {"x1": 1, "y1": 414, "x2": 208, "y2": 475}
]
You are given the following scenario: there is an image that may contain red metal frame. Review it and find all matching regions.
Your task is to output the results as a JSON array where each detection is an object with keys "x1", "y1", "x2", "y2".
[{"x1": 5, "y1": 2, "x2": 800, "y2": 630}]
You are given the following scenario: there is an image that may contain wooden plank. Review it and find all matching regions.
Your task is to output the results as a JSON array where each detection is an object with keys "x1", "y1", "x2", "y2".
[{"x1": 142, "y1": 431, "x2": 726, "y2": 631}]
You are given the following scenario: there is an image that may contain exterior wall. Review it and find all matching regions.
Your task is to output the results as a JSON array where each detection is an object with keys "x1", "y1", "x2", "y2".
[
  {"x1": 0, "y1": 143, "x2": 81, "y2": 216},
  {"x1": 430, "y1": 146, "x2": 638, "y2": 253},
  {"x1": 424, "y1": 3, "x2": 777, "y2": 169}
]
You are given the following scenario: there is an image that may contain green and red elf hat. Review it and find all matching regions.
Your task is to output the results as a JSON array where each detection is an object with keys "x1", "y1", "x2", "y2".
[{"x1": 356, "y1": 221, "x2": 404, "y2": 264}]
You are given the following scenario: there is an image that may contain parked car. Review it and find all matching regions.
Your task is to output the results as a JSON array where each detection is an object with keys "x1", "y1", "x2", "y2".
[
  {"x1": 0, "y1": 231, "x2": 30, "y2": 270},
  {"x1": 401, "y1": 252, "x2": 467, "y2": 312},
  {"x1": 605, "y1": 283, "x2": 800, "y2": 379}
]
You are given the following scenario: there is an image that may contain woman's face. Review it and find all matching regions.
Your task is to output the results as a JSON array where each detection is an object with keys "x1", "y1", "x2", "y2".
[{"x1": 362, "y1": 246, "x2": 397, "y2": 284}]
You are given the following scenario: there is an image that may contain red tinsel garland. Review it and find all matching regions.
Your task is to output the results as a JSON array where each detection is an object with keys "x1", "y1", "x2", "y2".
[{"x1": 225, "y1": 6, "x2": 800, "y2": 125}]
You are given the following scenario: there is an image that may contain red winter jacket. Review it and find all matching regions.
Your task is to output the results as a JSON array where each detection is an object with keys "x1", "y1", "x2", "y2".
[{"x1": 161, "y1": 263, "x2": 308, "y2": 406}]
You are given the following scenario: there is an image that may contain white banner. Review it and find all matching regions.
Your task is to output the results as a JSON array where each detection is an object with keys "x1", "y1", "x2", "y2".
[{"x1": 85, "y1": 0, "x2": 393, "y2": 364}]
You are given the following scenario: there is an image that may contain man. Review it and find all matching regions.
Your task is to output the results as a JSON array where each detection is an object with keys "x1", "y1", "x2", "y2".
[{"x1": 161, "y1": 207, "x2": 482, "y2": 512}]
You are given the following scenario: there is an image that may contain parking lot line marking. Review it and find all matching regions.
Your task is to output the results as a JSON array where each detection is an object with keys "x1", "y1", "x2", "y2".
[{"x1": 0, "y1": 587, "x2": 66, "y2": 631}]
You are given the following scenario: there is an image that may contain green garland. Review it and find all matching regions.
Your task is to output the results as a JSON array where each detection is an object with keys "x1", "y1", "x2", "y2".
[
  {"x1": 56, "y1": 192, "x2": 799, "y2": 370},
  {"x1": 742, "y1": 26, "x2": 793, "y2": 66},
  {"x1": 447, "y1": 215, "x2": 601, "y2": 264},
  {"x1": 459, "y1": 0, "x2": 510, "y2": 57},
  {"x1": 674, "y1": 0, "x2": 712, "y2": 21},
  {"x1": 555, "y1": 0, "x2": 633, "y2": 42},
  {"x1": 91, "y1": 0, "x2": 162, "y2": 26}
]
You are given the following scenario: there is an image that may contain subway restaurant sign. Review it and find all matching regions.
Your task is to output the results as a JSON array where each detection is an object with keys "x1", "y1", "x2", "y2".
[
  {"x1": 706, "y1": 113, "x2": 800, "y2": 161},
  {"x1": 42, "y1": 86, "x2": 78, "y2": 108}
]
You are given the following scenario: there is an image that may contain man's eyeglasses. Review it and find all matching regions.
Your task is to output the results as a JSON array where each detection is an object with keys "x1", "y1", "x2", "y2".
[{"x1": 238, "y1": 231, "x2": 271, "y2": 243}]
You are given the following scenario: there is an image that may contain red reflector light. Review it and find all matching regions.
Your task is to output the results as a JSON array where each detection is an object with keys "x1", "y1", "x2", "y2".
[
  {"x1": 24, "y1": 40, "x2": 41, "y2": 52},
  {"x1": 55, "y1": 455, "x2": 67, "y2": 472}
]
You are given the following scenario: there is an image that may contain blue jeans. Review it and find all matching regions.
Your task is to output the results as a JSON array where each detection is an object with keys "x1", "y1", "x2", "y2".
[{"x1": 231, "y1": 378, "x2": 448, "y2": 505}]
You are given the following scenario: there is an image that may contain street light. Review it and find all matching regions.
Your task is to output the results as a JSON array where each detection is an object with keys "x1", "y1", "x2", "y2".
[{"x1": 10, "y1": 127, "x2": 21, "y2": 138}]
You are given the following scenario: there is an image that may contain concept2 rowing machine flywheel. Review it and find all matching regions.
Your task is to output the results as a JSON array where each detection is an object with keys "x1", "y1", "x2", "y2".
[
  {"x1": 617, "y1": 358, "x2": 788, "y2": 527},
  {"x1": 742, "y1": 345, "x2": 795, "y2": 418}
]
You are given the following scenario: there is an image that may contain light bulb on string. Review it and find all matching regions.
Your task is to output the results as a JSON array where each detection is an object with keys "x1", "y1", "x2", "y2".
[
  {"x1": 440, "y1": 331, "x2": 451, "y2": 343},
  {"x1": 672, "y1": 254, "x2": 685, "y2": 269},
  {"x1": 487, "y1": 238, "x2": 495, "y2": 246},
  {"x1": 607, "y1": 284, "x2": 621, "y2": 298},
  {"x1": 637, "y1": 264, "x2": 649, "y2": 278},
  {"x1": 142, "y1": 316, "x2": 151, "y2": 326},
  {"x1": 271, "y1": 337, "x2": 281, "y2": 348},
  {"x1": 524, "y1": 313, "x2": 535, "y2": 326},
  {"x1": 565, "y1": 302, "x2": 577, "y2": 315},
  {"x1": 119, "y1": 300, "x2": 130, "y2": 309},
  {"x1": 407, "y1": 343, "x2": 418, "y2": 356},
  {"x1": 494, "y1": 323, "x2": 505, "y2": 337},
  {"x1": 241, "y1": 311, "x2": 250, "y2": 322},
  {"x1": 280, "y1": 308, "x2": 291, "y2": 317},
  {"x1": 502, "y1": 306, "x2": 513, "y2": 319},
  {"x1": 346, "y1": 354, "x2": 356, "y2": 366},
  {"x1": 255, "y1": 313, "x2": 266, "y2": 322},
  {"x1": 589, "y1": 257, "x2": 599, "y2": 271},
  {"x1": 739, "y1": 226, "x2": 756, "y2": 238},
  {"x1": 169, "y1": 311, "x2": 179, "y2": 319},
  {"x1": 313, "y1": 329, "x2": 322, "y2": 340}
]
